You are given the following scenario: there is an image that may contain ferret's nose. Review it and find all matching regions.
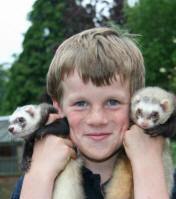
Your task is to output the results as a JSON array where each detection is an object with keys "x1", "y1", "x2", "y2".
[
  {"x1": 141, "y1": 122, "x2": 149, "y2": 129},
  {"x1": 8, "y1": 127, "x2": 14, "y2": 133}
]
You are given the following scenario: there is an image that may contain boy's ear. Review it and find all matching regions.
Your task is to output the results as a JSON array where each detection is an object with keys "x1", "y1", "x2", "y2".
[{"x1": 52, "y1": 98, "x2": 65, "y2": 117}]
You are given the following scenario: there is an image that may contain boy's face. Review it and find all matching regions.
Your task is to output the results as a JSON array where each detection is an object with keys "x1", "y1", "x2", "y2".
[{"x1": 54, "y1": 71, "x2": 130, "y2": 162}]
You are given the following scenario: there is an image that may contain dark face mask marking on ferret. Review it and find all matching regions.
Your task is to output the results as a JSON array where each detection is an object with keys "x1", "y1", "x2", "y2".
[
  {"x1": 148, "y1": 111, "x2": 159, "y2": 123},
  {"x1": 15, "y1": 117, "x2": 27, "y2": 129},
  {"x1": 135, "y1": 108, "x2": 143, "y2": 119}
]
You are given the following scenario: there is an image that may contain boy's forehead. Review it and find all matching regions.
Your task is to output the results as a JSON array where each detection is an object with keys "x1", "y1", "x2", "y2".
[
  {"x1": 63, "y1": 70, "x2": 127, "y2": 84},
  {"x1": 62, "y1": 71, "x2": 130, "y2": 96}
]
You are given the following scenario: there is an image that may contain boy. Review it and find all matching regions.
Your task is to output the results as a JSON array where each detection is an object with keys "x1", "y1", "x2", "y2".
[{"x1": 12, "y1": 27, "x2": 169, "y2": 199}]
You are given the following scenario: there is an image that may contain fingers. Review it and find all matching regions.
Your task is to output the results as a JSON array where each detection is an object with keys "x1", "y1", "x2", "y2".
[
  {"x1": 34, "y1": 134, "x2": 77, "y2": 160},
  {"x1": 62, "y1": 138, "x2": 77, "y2": 159},
  {"x1": 124, "y1": 124, "x2": 166, "y2": 164},
  {"x1": 123, "y1": 125, "x2": 144, "y2": 147},
  {"x1": 67, "y1": 147, "x2": 77, "y2": 160},
  {"x1": 29, "y1": 134, "x2": 77, "y2": 181}
]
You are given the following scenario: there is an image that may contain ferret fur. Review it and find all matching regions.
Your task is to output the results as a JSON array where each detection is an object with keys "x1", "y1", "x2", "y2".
[
  {"x1": 9, "y1": 103, "x2": 84, "y2": 199},
  {"x1": 106, "y1": 149, "x2": 134, "y2": 199}
]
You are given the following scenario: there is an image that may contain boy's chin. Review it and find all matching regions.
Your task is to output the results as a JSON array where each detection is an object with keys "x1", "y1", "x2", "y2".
[{"x1": 80, "y1": 150, "x2": 118, "y2": 163}]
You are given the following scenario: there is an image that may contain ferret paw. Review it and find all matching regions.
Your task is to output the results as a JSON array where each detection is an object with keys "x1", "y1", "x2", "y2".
[{"x1": 145, "y1": 129, "x2": 161, "y2": 137}]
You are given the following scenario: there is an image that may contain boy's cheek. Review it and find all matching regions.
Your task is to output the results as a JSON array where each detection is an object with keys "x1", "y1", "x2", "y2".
[{"x1": 66, "y1": 112, "x2": 83, "y2": 130}]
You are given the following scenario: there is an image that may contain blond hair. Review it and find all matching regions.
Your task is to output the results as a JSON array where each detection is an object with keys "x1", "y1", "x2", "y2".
[{"x1": 47, "y1": 27, "x2": 145, "y2": 101}]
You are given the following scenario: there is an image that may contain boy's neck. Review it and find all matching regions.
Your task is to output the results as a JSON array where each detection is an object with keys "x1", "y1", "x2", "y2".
[{"x1": 81, "y1": 152, "x2": 118, "y2": 184}]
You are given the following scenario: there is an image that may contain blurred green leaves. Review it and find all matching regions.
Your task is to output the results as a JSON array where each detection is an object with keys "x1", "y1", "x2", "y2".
[{"x1": 125, "y1": 0, "x2": 176, "y2": 90}]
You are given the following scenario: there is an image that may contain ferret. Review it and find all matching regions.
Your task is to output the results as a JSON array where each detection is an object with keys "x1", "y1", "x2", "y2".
[
  {"x1": 8, "y1": 103, "x2": 69, "y2": 170},
  {"x1": 8, "y1": 103, "x2": 84, "y2": 199},
  {"x1": 106, "y1": 87, "x2": 175, "y2": 199},
  {"x1": 131, "y1": 86, "x2": 176, "y2": 137}
]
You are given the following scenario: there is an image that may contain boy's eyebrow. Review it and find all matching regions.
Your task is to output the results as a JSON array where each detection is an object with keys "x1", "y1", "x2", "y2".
[
  {"x1": 66, "y1": 92, "x2": 130, "y2": 103},
  {"x1": 106, "y1": 95, "x2": 130, "y2": 104}
]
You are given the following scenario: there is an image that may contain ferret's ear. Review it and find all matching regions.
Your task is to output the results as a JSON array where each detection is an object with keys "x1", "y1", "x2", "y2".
[
  {"x1": 160, "y1": 99, "x2": 169, "y2": 112},
  {"x1": 25, "y1": 107, "x2": 35, "y2": 117},
  {"x1": 134, "y1": 95, "x2": 141, "y2": 103}
]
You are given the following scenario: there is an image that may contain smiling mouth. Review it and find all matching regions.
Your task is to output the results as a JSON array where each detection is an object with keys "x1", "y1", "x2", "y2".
[{"x1": 86, "y1": 133, "x2": 111, "y2": 141}]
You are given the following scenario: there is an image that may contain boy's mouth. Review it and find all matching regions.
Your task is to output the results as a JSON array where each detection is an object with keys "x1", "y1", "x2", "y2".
[{"x1": 86, "y1": 133, "x2": 111, "y2": 141}]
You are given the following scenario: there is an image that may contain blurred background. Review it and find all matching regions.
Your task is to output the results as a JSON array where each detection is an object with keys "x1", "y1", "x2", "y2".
[{"x1": 0, "y1": 0, "x2": 176, "y2": 198}]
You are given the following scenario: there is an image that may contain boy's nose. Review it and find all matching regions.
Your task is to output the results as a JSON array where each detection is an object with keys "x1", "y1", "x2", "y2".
[{"x1": 86, "y1": 108, "x2": 108, "y2": 126}]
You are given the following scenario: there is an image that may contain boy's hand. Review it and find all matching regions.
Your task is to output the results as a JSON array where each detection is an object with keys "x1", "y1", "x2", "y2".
[
  {"x1": 29, "y1": 113, "x2": 75, "y2": 181},
  {"x1": 123, "y1": 126, "x2": 169, "y2": 199},
  {"x1": 123, "y1": 124, "x2": 165, "y2": 165},
  {"x1": 30, "y1": 135, "x2": 76, "y2": 181}
]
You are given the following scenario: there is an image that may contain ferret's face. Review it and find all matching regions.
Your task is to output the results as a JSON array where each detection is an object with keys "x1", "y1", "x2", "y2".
[
  {"x1": 132, "y1": 101, "x2": 162, "y2": 129},
  {"x1": 8, "y1": 106, "x2": 40, "y2": 138}
]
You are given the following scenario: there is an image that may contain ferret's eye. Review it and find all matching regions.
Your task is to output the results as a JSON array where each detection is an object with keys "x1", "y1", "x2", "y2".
[
  {"x1": 136, "y1": 109, "x2": 142, "y2": 118},
  {"x1": 18, "y1": 117, "x2": 25, "y2": 123},
  {"x1": 137, "y1": 109, "x2": 142, "y2": 115},
  {"x1": 151, "y1": 112, "x2": 159, "y2": 119}
]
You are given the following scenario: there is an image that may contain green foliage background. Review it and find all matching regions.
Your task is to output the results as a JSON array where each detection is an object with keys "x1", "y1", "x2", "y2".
[
  {"x1": 124, "y1": 0, "x2": 176, "y2": 90},
  {"x1": 171, "y1": 141, "x2": 176, "y2": 166}
]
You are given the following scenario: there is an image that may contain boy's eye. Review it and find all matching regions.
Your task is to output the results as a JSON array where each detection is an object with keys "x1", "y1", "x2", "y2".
[
  {"x1": 106, "y1": 99, "x2": 119, "y2": 107},
  {"x1": 74, "y1": 101, "x2": 88, "y2": 107}
]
